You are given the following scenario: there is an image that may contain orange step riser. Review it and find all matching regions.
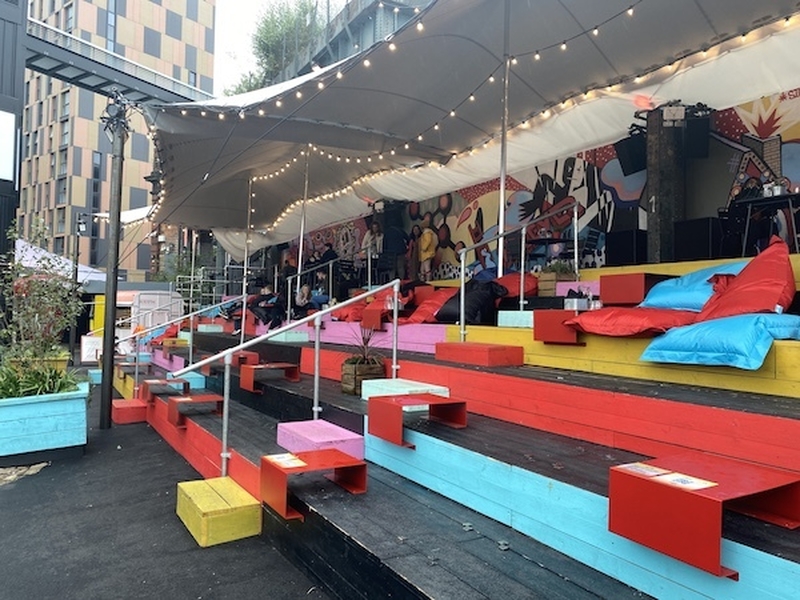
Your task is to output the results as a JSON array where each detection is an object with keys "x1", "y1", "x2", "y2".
[{"x1": 145, "y1": 397, "x2": 261, "y2": 499}]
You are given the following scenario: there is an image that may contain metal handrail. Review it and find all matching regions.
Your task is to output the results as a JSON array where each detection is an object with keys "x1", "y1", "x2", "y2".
[
  {"x1": 110, "y1": 297, "x2": 234, "y2": 397},
  {"x1": 173, "y1": 279, "x2": 402, "y2": 477},
  {"x1": 457, "y1": 202, "x2": 578, "y2": 341}
]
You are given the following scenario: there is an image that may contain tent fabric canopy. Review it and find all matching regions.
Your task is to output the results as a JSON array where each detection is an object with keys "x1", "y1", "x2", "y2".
[
  {"x1": 14, "y1": 239, "x2": 106, "y2": 287},
  {"x1": 147, "y1": 0, "x2": 800, "y2": 246}
]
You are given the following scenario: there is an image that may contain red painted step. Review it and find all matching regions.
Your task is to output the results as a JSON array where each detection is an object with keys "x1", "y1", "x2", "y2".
[{"x1": 435, "y1": 342, "x2": 524, "y2": 367}]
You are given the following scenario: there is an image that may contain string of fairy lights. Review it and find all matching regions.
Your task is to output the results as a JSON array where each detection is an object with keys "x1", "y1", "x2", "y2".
[{"x1": 143, "y1": 0, "x2": 800, "y2": 234}]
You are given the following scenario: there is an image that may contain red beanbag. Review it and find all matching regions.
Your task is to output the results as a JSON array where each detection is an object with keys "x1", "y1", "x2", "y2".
[
  {"x1": 699, "y1": 236, "x2": 796, "y2": 321},
  {"x1": 564, "y1": 307, "x2": 697, "y2": 337},
  {"x1": 494, "y1": 272, "x2": 538, "y2": 298},
  {"x1": 399, "y1": 288, "x2": 459, "y2": 324}
]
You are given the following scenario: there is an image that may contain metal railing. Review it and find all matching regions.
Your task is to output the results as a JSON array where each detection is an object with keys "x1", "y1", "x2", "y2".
[
  {"x1": 27, "y1": 18, "x2": 213, "y2": 102},
  {"x1": 172, "y1": 279, "x2": 402, "y2": 476},
  {"x1": 457, "y1": 202, "x2": 578, "y2": 341},
  {"x1": 111, "y1": 297, "x2": 233, "y2": 394}
]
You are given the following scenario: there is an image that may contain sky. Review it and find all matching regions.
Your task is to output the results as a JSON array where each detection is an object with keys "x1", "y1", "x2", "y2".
[{"x1": 213, "y1": 0, "x2": 268, "y2": 96}]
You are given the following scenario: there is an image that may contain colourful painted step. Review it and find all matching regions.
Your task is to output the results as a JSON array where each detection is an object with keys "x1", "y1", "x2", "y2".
[
  {"x1": 277, "y1": 419, "x2": 364, "y2": 459},
  {"x1": 176, "y1": 477, "x2": 262, "y2": 547},
  {"x1": 435, "y1": 342, "x2": 524, "y2": 367}
]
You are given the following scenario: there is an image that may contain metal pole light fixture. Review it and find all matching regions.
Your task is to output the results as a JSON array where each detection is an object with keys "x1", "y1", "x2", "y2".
[
  {"x1": 67, "y1": 212, "x2": 87, "y2": 363},
  {"x1": 99, "y1": 92, "x2": 130, "y2": 430}
]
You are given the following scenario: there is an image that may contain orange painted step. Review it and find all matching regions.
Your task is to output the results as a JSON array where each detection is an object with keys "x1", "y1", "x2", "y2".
[
  {"x1": 435, "y1": 342, "x2": 524, "y2": 367},
  {"x1": 111, "y1": 398, "x2": 148, "y2": 424}
]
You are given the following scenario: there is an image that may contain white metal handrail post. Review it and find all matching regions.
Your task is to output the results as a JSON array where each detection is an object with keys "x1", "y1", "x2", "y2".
[
  {"x1": 133, "y1": 330, "x2": 141, "y2": 397},
  {"x1": 519, "y1": 224, "x2": 527, "y2": 311},
  {"x1": 459, "y1": 249, "x2": 467, "y2": 342},
  {"x1": 392, "y1": 280, "x2": 399, "y2": 378},
  {"x1": 572, "y1": 202, "x2": 580, "y2": 278},
  {"x1": 313, "y1": 313, "x2": 322, "y2": 419},
  {"x1": 221, "y1": 352, "x2": 232, "y2": 476},
  {"x1": 188, "y1": 313, "x2": 195, "y2": 365},
  {"x1": 367, "y1": 252, "x2": 373, "y2": 288}
]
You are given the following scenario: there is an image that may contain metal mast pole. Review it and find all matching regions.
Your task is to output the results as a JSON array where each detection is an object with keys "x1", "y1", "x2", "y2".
[
  {"x1": 99, "y1": 94, "x2": 129, "y2": 429},
  {"x1": 497, "y1": 0, "x2": 510, "y2": 278}
]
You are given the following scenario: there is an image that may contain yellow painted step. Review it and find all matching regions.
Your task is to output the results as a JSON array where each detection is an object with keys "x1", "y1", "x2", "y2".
[{"x1": 176, "y1": 477, "x2": 262, "y2": 547}]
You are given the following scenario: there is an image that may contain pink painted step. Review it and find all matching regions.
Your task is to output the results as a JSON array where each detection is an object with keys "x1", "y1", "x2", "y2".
[
  {"x1": 435, "y1": 342, "x2": 524, "y2": 367},
  {"x1": 277, "y1": 419, "x2": 364, "y2": 460}
]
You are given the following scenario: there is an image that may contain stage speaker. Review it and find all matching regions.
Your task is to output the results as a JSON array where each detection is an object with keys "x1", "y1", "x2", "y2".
[
  {"x1": 674, "y1": 217, "x2": 721, "y2": 260},
  {"x1": 606, "y1": 229, "x2": 647, "y2": 266},
  {"x1": 613, "y1": 135, "x2": 647, "y2": 176},
  {"x1": 685, "y1": 117, "x2": 710, "y2": 158}
]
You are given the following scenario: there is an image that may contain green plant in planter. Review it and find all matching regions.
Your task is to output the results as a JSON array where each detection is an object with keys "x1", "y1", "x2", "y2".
[
  {"x1": 0, "y1": 364, "x2": 81, "y2": 399},
  {"x1": 0, "y1": 219, "x2": 85, "y2": 368},
  {"x1": 341, "y1": 326, "x2": 385, "y2": 395},
  {"x1": 541, "y1": 259, "x2": 574, "y2": 275}
]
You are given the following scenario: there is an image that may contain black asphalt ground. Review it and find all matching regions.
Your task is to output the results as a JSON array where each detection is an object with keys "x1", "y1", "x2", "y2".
[{"x1": 0, "y1": 385, "x2": 330, "y2": 600}]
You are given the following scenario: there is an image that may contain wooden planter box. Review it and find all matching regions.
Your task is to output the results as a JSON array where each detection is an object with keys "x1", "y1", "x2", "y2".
[
  {"x1": 341, "y1": 362, "x2": 385, "y2": 395},
  {"x1": 538, "y1": 272, "x2": 575, "y2": 297},
  {"x1": 0, "y1": 382, "x2": 90, "y2": 463}
]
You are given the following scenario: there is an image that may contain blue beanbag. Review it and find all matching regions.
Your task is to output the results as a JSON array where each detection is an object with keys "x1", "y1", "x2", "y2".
[
  {"x1": 638, "y1": 261, "x2": 747, "y2": 311},
  {"x1": 640, "y1": 314, "x2": 777, "y2": 370}
]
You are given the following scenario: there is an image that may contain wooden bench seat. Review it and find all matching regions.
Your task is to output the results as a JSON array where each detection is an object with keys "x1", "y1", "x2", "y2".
[{"x1": 167, "y1": 394, "x2": 224, "y2": 428}]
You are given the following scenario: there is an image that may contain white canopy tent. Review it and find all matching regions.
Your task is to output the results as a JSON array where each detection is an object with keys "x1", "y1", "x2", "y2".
[
  {"x1": 14, "y1": 239, "x2": 106, "y2": 287},
  {"x1": 145, "y1": 0, "x2": 800, "y2": 255}
]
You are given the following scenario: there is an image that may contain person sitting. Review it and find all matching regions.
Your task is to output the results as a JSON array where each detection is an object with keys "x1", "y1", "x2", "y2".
[
  {"x1": 310, "y1": 271, "x2": 331, "y2": 310},
  {"x1": 294, "y1": 284, "x2": 312, "y2": 318},
  {"x1": 226, "y1": 285, "x2": 283, "y2": 335}
]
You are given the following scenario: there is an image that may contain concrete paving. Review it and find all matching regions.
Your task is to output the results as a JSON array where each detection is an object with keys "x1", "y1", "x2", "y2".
[{"x1": 0, "y1": 385, "x2": 330, "y2": 600}]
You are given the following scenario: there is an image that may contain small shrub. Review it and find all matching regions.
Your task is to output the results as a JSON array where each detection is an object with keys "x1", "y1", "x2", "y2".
[{"x1": 0, "y1": 364, "x2": 81, "y2": 399}]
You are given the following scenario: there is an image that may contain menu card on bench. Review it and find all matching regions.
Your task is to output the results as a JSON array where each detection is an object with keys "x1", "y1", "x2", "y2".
[{"x1": 265, "y1": 453, "x2": 307, "y2": 469}]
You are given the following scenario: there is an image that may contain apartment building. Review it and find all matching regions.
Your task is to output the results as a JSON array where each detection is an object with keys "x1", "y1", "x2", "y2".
[{"x1": 18, "y1": 0, "x2": 215, "y2": 280}]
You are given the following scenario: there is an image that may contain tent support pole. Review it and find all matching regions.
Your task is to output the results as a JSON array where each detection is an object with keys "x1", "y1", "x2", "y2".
[
  {"x1": 240, "y1": 181, "x2": 252, "y2": 346},
  {"x1": 296, "y1": 152, "x2": 310, "y2": 297},
  {"x1": 497, "y1": 0, "x2": 510, "y2": 278}
]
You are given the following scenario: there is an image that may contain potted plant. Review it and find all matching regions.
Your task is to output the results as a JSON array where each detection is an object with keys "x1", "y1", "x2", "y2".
[
  {"x1": 341, "y1": 326, "x2": 386, "y2": 395},
  {"x1": 538, "y1": 259, "x2": 576, "y2": 297},
  {"x1": 0, "y1": 219, "x2": 89, "y2": 462}
]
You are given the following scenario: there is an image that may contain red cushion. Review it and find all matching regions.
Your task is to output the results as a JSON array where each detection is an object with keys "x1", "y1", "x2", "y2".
[
  {"x1": 494, "y1": 272, "x2": 538, "y2": 298},
  {"x1": 564, "y1": 307, "x2": 697, "y2": 337},
  {"x1": 699, "y1": 236, "x2": 796, "y2": 321},
  {"x1": 399, "y1": 288, "x2": 459, "y2": 324}
]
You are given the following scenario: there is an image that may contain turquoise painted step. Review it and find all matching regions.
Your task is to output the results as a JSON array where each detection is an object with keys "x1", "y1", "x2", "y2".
[
  {"x1": 364, "y1": 419, "x2": 800, "y2": 600},
  {"x1": 167, "y1": 371, "x2": 205, "y2": 389}
]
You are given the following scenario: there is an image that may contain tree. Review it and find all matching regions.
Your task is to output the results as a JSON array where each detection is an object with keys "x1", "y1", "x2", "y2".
[{"x1": 226, "y1": 0, "x2": 320, "y2": 95}]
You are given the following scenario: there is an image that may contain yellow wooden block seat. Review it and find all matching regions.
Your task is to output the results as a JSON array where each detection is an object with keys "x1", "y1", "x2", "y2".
[{"x1": 176, "y1": 477, "x2": 262, "y2": 547}]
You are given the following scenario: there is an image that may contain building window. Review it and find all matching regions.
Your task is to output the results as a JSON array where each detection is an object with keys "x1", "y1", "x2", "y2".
[
  {"x1": 56, "y1": 178, "x2": 67, "y2": 206},
  {"x1": 20, "y1": 188, "x2": 27, "y2": 212},
  {"x1": 188, "y1": 70, "x2": 197, "y2": 87},
  {"x1": 35, "y1": 76, "x2": 41, "y2": 101},
  {"x1": 60, "y1": 121, "x2": 70, "y2": 147},
  {"x1": 44, "y1": 181, "x2": 51, "y2": 208},
  {"x1": 48, "y1": 125, "x2": 54, "y2": 153},
  {"x1": 23, "y1": 134, "x2": 30, "y2": 159},
  {"x1": 53, "y1": 237, "x2": 65, "y2": 256},
  {"x1": 24, "y1": 107, "x2": 30, "y2": 130},
  {"x1": 60, "y1": 91, "x2": 70, "y2": 119},
  {"x1": 36, "y1": 102, "x2": 43, "y2": 128},
  {"x1": 106, "y1": 0, "x2": 117, "y2": 52},
  {"x1": 32, "y1": 130, "x2": 39, "y2": 155},
  {"x1": 58, "y1": 149, "x2": 68, "y2": 177},
  {"x1": 64, "y1": 4, "x2": 74, "y2": 33},
  {"x1": 56, "y1": 207, "x2": 66, "y2": 235},
  {"x1": 49, "y1": 152, "x2": 55, "y2": 178},
  {"x1": 91, "y1": 151, "x2": 102, "y2": 213}
]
